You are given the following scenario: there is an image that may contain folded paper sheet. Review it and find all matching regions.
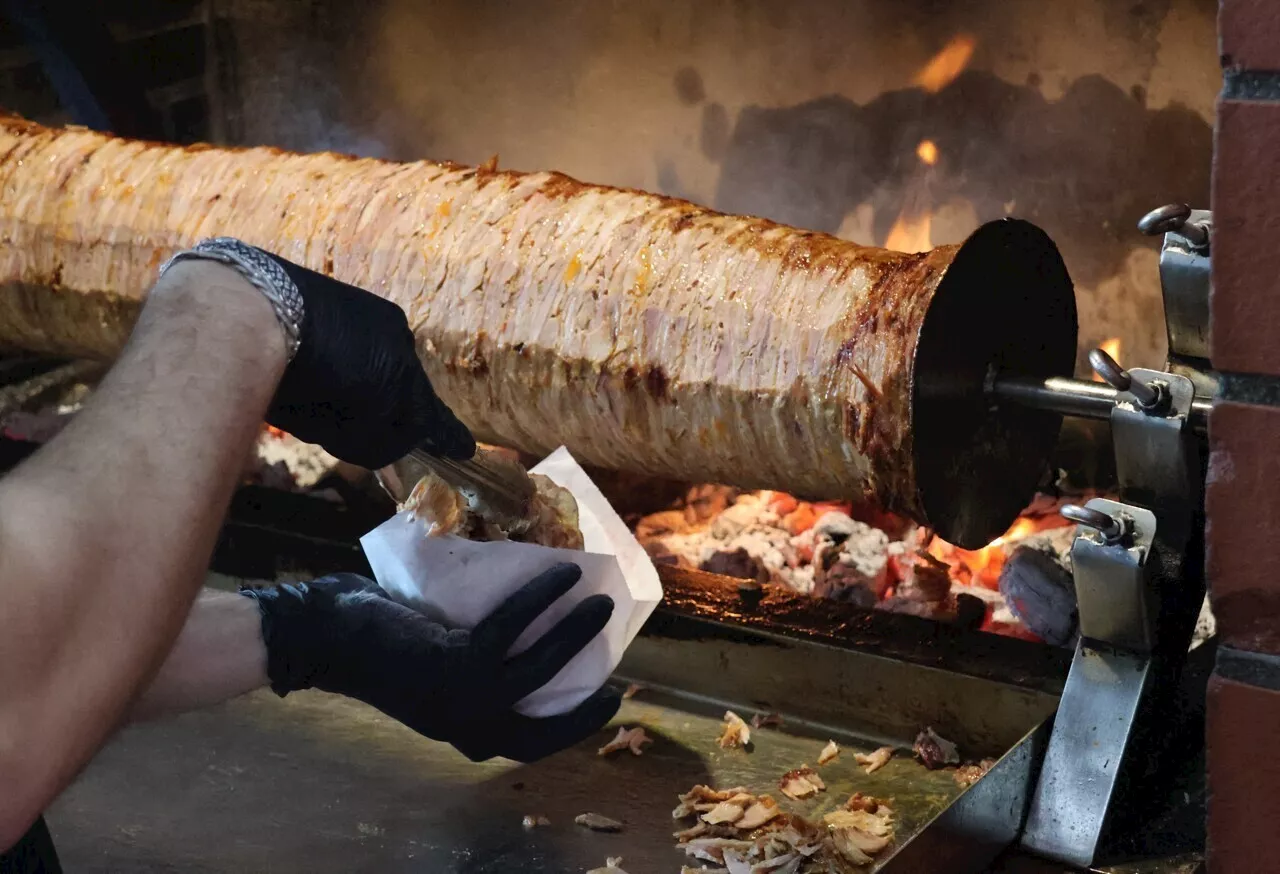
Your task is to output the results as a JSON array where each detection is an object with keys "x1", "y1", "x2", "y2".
[{"x1": 361, "y1": 447, "x2": 662, "y2": 717}]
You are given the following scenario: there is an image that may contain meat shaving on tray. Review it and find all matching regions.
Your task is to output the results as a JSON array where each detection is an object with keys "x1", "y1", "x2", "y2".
[
  {"x1": 954, "y1": 758, "x2": 997, "y2": 788},
  {"x1": 778, "y1": 766, "x2": 825, "y2": 801},
  {"x1": 398, "y1": 447, "x2": 585, "y2": 549},
  {"x1": 718, "y1": 711, "x2": 752, "y2": 749},
  {"x1": 912, "y1": 727, "x2": 960, "y2": 770},
  {"x1": 817, "y1": 740, "x2": 840, "y2": 766},
  {"x1": 751, "y1": 712, "x2": 783, "y2": 730},
  {"x1": 597, "y1": 726, "x2": 652, "y2": 757},
  {"x1": 575, "y1": 812, "x2": 624, "y2": 832},
  {"x1": 673, "y1": 785, "x2": 895, "y2": 872},
  {"x1": 853, "y1": 746, "x2": 894, "y2": 775}
]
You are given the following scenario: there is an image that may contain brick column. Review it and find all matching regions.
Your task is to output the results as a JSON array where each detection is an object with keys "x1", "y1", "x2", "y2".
[{"x1": 1207, "y1": 4, "x2": 1280, "y2": 869}]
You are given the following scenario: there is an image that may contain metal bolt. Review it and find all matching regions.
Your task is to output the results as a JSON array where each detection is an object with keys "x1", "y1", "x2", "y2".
[
  {"x1": 1088, "y1": 347, "x2": 1162, "y2": 409},
  {"x1": 1061, "y1": 504, "x2": 1126, "y2": 543},
  {"x1": 1137, "y1": 203, "x2": 1208, "y2": 248}
]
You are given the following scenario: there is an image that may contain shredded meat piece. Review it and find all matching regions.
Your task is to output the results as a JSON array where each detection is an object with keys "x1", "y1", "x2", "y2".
[
  {"x1": 736, "y1": 796, "x2": 782, "y2": 831},
  {"x1": 673, "y1": 785, "x2": 752, "y2": 819},
  {"x1": 913, "y1": 727, "x2": 960, "y2": 769},
  {"x1": 399, "y1": 449, "x2": 584, "y2": 548},
  {"x1": 817, "y1": 740, "x2": 840, "y2": 766},
  {"x1": 399, "y1": 474, "x2": 468, "y2": 537},
  {"x1": 843, "y1": 793, "x2": 892, "y2": 814},
  {"x1": 702, "y1": 801, "x2": 747, "y2": 825},
  {"x1": 954, "y1": 758, "x2": 998, "y2": 788},
  {"x1": 674, "y1": 821, "x2": 710, "y2": 841},
  {"x1": 597, "y1": 726, "x2": 653, "y2": 757},
  {"x1": 585, "y1": 858, "x2": 627, "y2": 874},
  {"x1": 622, "y1": 683, "x2": 644, "y2": 699},
  {"x1": 575, "y1": 813, "x2": 624, "y2": 832},
  {"x1": 854, "y1": 745, "x2": 895, "y2": 774},
  {"x1": 778, "y1": 766, "x2": 826, "y2": 801},
  {"x1": 673, "y1": 782, "x2": 891, "y2": 873},
  {"x1": 824, "y1": 803, "x2": 896, "y2": 866},
  {"x1": 718, "y1": 711, "x2": 752, "y2": 749},
  {"x1": 750, "y1": 712, "x2": 783, "y2": 730}
]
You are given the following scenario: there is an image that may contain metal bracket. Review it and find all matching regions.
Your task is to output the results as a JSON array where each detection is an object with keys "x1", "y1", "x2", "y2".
[
  {"x1": 1111, "y1": 368, "x2": 1202, "y2": 543},
  {"x1": 1142, "y1": 205, "x2": 1217, "y2": 396},
  {"x1": 1020, "y1": 257, "x2": 1206, "y2": 865},
  {"x1": 1021, "y1": 499, "x2": 1159, "y2": 865},
  {"x1": 1072, "y1": 500, "x2": 1159, "y2": 652}
]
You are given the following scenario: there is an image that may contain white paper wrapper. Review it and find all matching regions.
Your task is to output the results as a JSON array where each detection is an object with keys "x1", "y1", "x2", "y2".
[{"x1": 360, "y1": 446, "x2": 662, "y2": 717}]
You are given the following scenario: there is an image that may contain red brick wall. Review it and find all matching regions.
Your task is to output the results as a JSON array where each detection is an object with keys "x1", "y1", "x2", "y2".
[{"x1": 1208, "y1": 2, "x2": 1280, "y2": 868}]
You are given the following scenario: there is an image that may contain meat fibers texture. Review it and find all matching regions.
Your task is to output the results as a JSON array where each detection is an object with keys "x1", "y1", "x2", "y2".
[{"x1": 0, "y1": 115, "x2": 960, "y2": 517}]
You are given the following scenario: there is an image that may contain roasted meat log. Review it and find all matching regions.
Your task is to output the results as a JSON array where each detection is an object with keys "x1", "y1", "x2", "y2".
[{"x1": 0, "y1": 116, "x2": 1075, "y2": 545}]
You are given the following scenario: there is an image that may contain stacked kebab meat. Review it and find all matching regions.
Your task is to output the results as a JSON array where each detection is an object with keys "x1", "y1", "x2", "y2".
[
  {"x1": 0, "y1": 114, "x2": 974, "y2": 528},
  {"x1": 0, "y1": 116, "x2": 1076, "y2": 635}
]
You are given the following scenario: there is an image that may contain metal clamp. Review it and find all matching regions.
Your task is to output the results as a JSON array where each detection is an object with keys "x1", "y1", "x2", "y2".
[
  {"x1": 1087, "y1": 348, "x2": 1165, "y2": 411},
  {"x1": 1140, "y1": 204, "x2": 1214, "y2": 383},
  {"x1": 1060, "y1": 504, "x2": 1126, "y2": 543},
  {"x1": 1138, "y1": 203, "x2": 1209, "y2": 249}
]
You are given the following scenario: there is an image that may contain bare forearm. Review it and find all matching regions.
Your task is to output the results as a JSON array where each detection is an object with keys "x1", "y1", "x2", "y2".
[
  {"x1": 0, "y1": 261, "x2": 286, "y2": 847},
  {"x1": 130, "y1": 590, "x2": 268, "y2": 723}
]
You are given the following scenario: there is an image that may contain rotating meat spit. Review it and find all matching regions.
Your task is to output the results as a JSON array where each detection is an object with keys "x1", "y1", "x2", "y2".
[{"x1": 974, "y1": 204, "x2": 1216, "y2": 868}]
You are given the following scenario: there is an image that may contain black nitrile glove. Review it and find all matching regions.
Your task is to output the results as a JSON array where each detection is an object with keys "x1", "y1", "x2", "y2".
[
  {"x1": 262, "y1": 252, "x2": 474, "y2": 469},
  {"x1": 239, "y1": 564, "x2": 621, "y2": 763}
]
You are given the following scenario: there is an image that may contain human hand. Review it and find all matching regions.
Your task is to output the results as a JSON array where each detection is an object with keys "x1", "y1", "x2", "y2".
[
  {"x1": 262, "y1": 251, "x2": 474, "y2": 469},
  {"x1": 240, "y1": 564, "x2": 620, "y2": 762}
]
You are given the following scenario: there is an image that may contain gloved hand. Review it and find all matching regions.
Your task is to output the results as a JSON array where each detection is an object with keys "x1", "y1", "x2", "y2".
[
  {"x1": 262, "y1": 251, "x2": 474, "y2": 469},
  {"x1": 239, "y1": 563, "x2": 621, "y2": 763}
]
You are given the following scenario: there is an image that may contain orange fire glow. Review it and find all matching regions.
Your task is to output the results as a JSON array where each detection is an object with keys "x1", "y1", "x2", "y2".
[
  {"x1": 916, "y1": 139, "x2": 938, "y2": 165},
  {"x1": 885, "y1": 212, "x2": 932, "y2": 253},
  {"x1": 264, "y1": 425, "x2": 288, "y2": 439},
  {"x1": 914, "y1": 34, "x2": 977, "y2": 93},
  {"x1": 927, "y1": 513, "x2": 1070, "y2": 590}
]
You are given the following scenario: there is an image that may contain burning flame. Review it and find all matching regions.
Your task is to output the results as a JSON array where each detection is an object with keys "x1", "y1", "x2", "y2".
[
  {"x1": 884, "y1": 139, "x2": 939, "y2": 253},
  {"x1": 264, "y1": 425, "x2": 288, "y2": 439},
  {"x1": 914, "y1": 35, "x2": 977, "y2": 93},
  {"x1": 927, "y1": 514, "x2": 1069, "y2": 590},
  {"x1": 1093, "y1": 337, "x2": 1122, "y2": 382},
  {"x1": 885, "y1": 212, "x2": 932, "y2": 253}
]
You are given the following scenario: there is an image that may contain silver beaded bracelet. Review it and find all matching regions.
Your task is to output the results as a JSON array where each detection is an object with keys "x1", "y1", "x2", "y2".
[{"x1": 158, "y1": 237, "x2": 305, "y2": 361}]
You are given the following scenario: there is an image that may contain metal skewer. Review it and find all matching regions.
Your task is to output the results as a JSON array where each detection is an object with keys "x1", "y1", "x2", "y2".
[{"x1": 987, "y1": 359, "x2": 1211, "y2": 435}]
